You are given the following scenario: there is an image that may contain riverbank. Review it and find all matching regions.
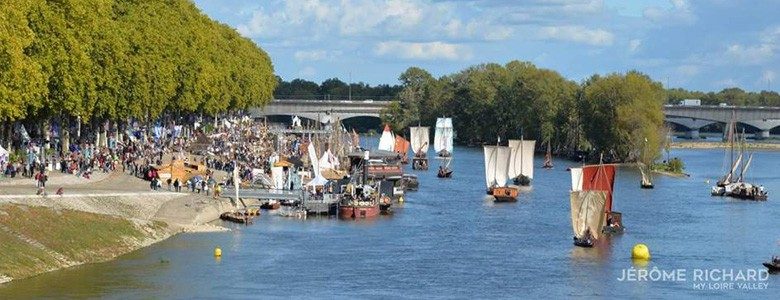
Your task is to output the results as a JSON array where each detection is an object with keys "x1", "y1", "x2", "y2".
[
  {"x1": 0, "y1": 172, "x2": 234, "y2": 284},
  {"x1": 670, "y1": 141, "x2": 780, "y2": 150}
]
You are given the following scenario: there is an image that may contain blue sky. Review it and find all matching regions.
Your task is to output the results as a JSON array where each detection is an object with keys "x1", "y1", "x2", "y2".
[{"x1": 193, "y1": 0, "x2": 780, "y2": 92}]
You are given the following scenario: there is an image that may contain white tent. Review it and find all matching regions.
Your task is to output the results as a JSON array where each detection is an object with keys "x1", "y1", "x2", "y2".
[
  {"x1": 0, "y1": 145, "x2": 8, "y2": 165},
  {"x1": 305, "y1": 175, "x2": 328, "y2": 187}
]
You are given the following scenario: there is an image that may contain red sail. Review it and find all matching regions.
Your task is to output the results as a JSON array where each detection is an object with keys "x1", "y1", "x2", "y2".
[
  {"x1": 581, "y1": 165, "x2": 616, "y2": 213},
  {"x1": 394, "y1": 135, "x2": 409, "y2": 155}
]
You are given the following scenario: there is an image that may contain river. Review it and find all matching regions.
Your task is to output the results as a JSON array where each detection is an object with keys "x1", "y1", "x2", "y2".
[{"x1": 1, "y1": 143, "x2": 778, "y2": 298}]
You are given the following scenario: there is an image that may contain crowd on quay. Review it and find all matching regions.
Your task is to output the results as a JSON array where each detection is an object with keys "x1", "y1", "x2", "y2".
[{"x1": 2, "y1": 117, "x2": 334, "y2": 197}]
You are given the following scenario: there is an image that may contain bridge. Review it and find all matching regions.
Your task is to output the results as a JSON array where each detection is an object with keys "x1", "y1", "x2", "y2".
[
  {"x1": 250, "y1": 99, "x2": 780, "y2": 139},
  {"x1": 249, "y1": 99, "x2": 392, "y2": 124},
  {"x1": 664, "y1": 105, "x2": 780, "y2": 139}
]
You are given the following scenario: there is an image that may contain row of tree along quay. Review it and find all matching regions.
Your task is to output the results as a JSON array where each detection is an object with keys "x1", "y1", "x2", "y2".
[
  {"x1": 380, "y1": 62, "x2": 668, "y2": 165},
  {"x1": 0, "y1": 0, "x2": 277, "y2": 153}
]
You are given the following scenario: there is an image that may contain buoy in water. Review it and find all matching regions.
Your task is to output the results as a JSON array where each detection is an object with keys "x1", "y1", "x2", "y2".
[
  {"x1": 398, "y1": 196, "x2": 404, "y2": 203},
  {"x1": 631, "y1": 243, "x2": 651, "y2": 260},
  {"x1": 214, "y1": 247, "x2": 222, "y2": 257}
]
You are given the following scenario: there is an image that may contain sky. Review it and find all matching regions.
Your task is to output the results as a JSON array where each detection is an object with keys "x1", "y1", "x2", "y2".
[{"x1": 192, "y1": 0, "x2": 780, "y2": 92}]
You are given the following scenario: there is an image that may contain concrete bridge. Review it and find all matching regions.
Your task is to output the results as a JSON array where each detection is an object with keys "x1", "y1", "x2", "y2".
[
  {"x1": 664, "y1": 105, "x2": 780, "y2": 139},
  {"x1": 249, "y1": 99, "x2": 392, "y2": 124},
  {"x1": 250, "y1": 99, "x2": 780, "y2": 139}
]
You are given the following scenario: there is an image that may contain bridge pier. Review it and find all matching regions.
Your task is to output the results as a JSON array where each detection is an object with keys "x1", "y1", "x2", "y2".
[
  {"x1": 686, "y1": 129, "x2": 701, "y2": 139},
  {"x1": 756, "y1": 130, "x2": 771, "y2": 140}
]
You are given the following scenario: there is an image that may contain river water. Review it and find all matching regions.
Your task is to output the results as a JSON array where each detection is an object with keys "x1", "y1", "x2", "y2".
[{"x1": 1, "y1": 143, "x2": 779, "y2": 299}]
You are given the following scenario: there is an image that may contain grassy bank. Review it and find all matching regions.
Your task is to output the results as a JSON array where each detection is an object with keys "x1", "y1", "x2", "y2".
[{"x1": 0, "y1": 204, "x2": 169, "y2": 282}]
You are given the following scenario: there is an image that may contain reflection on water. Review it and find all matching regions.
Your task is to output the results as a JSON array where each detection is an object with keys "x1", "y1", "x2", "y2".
[{"x1": 1, "y1": 147, "x2": 779, "y2": 298}]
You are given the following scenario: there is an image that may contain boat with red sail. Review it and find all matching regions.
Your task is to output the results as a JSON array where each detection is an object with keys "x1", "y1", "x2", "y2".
[{"x1": 569, "y1": 162, "x2": 621, "y2": 247}]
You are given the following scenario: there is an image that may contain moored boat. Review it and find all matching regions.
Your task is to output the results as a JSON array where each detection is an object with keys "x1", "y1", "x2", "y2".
[
  {"x1": 378, "y1": 124, "x2": 395, "y2": 152},
  {"x1": 484, "y1": 144, "x2": 517, "y2": 202},
  {"x1": 639, "y1": 164, "x2": 654, "y2": 189},
  {"x1": 260, "y1": 200, "x2": 281, "y2": 210},
  {"x1": 394, "y1": 135, "x2": 410, "y2": 164},
  {"x1": 220, "y1": 211, "x2": 253, "y2": 224}
]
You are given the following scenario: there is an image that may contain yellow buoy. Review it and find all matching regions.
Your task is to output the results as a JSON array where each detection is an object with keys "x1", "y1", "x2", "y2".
[
  {"x1": 631, "y1": 243, "x2": 651, "y2": 260},
  {"x1": 398, "y1": 196, "x2": 404, "y2": 203},
  {"x1": 214, "y1": 247, "x2": 222, "y2": 257}
]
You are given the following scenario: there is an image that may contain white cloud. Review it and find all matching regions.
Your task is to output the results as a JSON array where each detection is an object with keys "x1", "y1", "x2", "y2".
[
  {"x1": 538, "y1": 26, "x2": 614, "y2": 46},
  {"x1": 374, "y1": 41, "x2": 472, "y2": 61},
  {"x1": 236, "y1": 0, "x2": 510, "y2": 42},
  {"x1": 293, "y1": 50, "x2": 341, "y2": 62},
  {"x1": 724, "y1": 44, "x2": 774, "y2": 65},
  {"x1": 628, "y1": 39, "x2": 642, "y2": 53},
  {"x1": 643, "y1": 0, "x2": 696, "y2": 25}
]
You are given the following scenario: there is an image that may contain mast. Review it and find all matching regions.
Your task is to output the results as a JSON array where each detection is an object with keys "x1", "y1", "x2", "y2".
[{"x1": 738, "y1": 153, "x2": 753, "y2": 183}]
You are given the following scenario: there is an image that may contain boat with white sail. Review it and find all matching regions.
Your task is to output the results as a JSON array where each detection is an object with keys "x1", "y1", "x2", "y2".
[
  {"x1": 508, "y1": 138, "x2": 535, "y2": 186},
  {"x1": 484, "y1": 143, "x2": 517, "y2": 201},
  {"x1": 410, "y1": 126, "x2": 430, "y2": 170},
  {"x1": 434, "y1": 117, "x2": 453, "y2": 158}
]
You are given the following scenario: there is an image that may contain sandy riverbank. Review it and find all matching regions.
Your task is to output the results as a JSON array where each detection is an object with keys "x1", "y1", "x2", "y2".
[
  {"x1": 670, "y1": 141, "x2": 780, "y2": 150},
  {"x1": 0, "y1": 171, "x2": 234, "y2": 284}
]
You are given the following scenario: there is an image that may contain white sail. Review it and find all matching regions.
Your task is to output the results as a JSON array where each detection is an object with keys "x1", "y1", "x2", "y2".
[
  {"x1": 570, "y1": 191, "x2": 607, "y2": 240},
  {"x1": 483, "y1": 146, "x2": 497, "y2": 188},
  {"x1": 570, "y1": 167, "x2": 583, "y2": 191},
  {"x1": 495, "y1": 146, "x2": 512, "y2": 187},
  {"x1": 508, "y1": 139, "x2": 536, "y2": 179},
  {"x1": 410, "y1": 126, "x2": 430, "y2": 154},
  {"x1": 318, "y1": 149, "x2": 339, "y2": 171},
  {"x1": 307, "y1": 142, "x2": 320, "y2": 178},
  {"x1": 271, "y1": 166, "x2": 285, "y2": 190},
  {"x1": 378, "y1": 126, "x2": 394, "y2": 151},
  {"x1": 434, "y1": 118, "x2": 454, "y2": 154}
]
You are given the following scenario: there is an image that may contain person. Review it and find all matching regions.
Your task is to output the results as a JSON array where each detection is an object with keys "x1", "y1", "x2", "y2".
[
  {"x1": 213, "y1": 183, "x2": 222, "y2": 199},
  {"x1": 173, "y1": 178, "x2": 180, "y2": 192},
  {"x1": 150, "y1": 177, "x2": 157, "y2": 190},
  {"x1": 166, "y1": 178, "x2": 172, "y2": 191},
  {"x1": 202, "y1": 179, "x2": 209, "y2": 196}
]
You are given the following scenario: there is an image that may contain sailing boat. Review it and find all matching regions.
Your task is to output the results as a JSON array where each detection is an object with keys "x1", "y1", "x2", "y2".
[
  {"x1": 542, "y1": 140, "x2": 553, "y2": 169},
  {"x1": 639, "y1": 163, "x2": 654, "y2": 189},
  {"x1": 508, "y1": 138, "x2": 535, "y2": 186},
  {"x1": 410, "y1": 126, "x2": 430, "y2": 170},
  {"x1": 569, "y1": 188, "x2": 607, "y2": 248},
  {"x1": 437, "y1": 157, "x2": 453, "y2": 178},
  {"x1": 570, "y1": 161, "x2": 623, "y2": 239},
  {"x1": 394, "y1": 135, "x2": 410, "y2": 164},
  {"x1": 484, "y1": 143, "x2": 516, "y2": 201},
  {"x1": 434, "y1": 117, "x2": 453, "y2": 157},
  {"x1": 378, "y1": 124, "x2": 394, "y2": 152}
]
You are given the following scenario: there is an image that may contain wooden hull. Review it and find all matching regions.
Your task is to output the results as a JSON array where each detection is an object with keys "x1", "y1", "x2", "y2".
[
  {"x1": 339, "y1": 204, "x2": 380, "y2": 219},
  {"x1": 491, "y1": 186, "x2": 518, "y2": 202},
  {"x1": 437, "y1": 169, "x2": 453, "y2": 178},
  {"x1": 220, "y1": 212, "x2": 252, "y2": 224},
  {"x1": 640, "y1": 184, "x2": 654, "y2": 189},
  {"x1": 573, "y1": 237, "x2": 594, "y2": 248},
  {"x1": 260, "y1": 202, "x2": 281, "y2": 210},
  {"x1": 763, "y1": 262, "x2": 780, "y2": 273}
]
